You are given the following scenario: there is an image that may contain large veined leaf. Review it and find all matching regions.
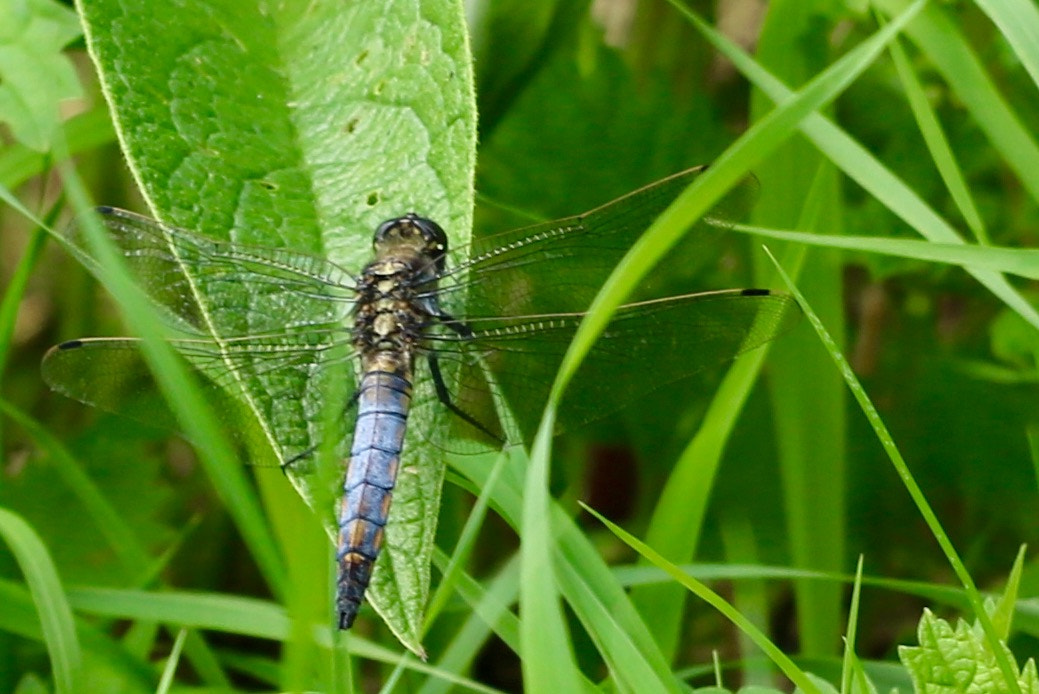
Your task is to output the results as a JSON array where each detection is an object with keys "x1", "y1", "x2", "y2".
[{"x1": 76, "y1": 0, "x2": 476, "y2": 653}]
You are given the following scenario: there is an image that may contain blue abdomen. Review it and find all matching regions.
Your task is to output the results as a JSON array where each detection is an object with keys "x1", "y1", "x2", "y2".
[{"x1": 336, "y1": 370, "x2": 412, "y2": 629}]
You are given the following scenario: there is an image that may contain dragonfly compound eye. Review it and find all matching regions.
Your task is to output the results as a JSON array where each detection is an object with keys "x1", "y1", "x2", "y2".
[{"x1": 374, "y1": 213, "x2": 448, "y2": 256}]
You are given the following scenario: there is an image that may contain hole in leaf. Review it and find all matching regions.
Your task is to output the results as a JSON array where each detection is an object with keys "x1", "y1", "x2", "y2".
[
  {"x1": 345, "y1": 118, "x2": 359, "y2": 134},
  {"x1": 366, "y1": 192, "x2": 380, "y2": 206},
  {"x1": 355, "y1": 50, "x2": 369, "y2": 66}
]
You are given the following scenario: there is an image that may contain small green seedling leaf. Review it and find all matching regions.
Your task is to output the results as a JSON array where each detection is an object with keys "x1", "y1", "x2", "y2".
[{"x1": 899, "y1": 608, "x2": 1039, "y2": 693}]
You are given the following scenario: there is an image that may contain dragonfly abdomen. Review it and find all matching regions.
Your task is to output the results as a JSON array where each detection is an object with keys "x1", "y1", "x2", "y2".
[
  {"x1": 337, "y1": 214, "x2": 445, "y2": 629},
  {"x1": 337, "y1": 368, "x2": 413, "y2": 629}
]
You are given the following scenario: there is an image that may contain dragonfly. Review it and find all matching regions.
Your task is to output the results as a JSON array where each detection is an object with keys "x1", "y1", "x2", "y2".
[{"x1": 42, "y1": 166, "x2": 799, "y2": 630}]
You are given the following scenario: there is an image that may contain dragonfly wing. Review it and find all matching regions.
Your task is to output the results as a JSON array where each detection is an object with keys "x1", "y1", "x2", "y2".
[
  {"x1": 425, "y1": 289, "x2": 799, "y2": 446},
  {"x1": 42, "y1": 330, "x2": 358, "y2": 471},
  {"x1": 436, "y1": 166, "x2": 757, "y2": 320},
  {"x1": 42, "y1": 338, "x2": 187, "y2": 431},
  {"x1": 69, "y1": 208, "x2": 356, "y2": 337}
]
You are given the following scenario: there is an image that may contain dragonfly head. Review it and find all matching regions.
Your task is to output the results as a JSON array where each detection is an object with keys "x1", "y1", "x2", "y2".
[{"x1": 373, "y1": 213, "x2": 448, "y2": 272}]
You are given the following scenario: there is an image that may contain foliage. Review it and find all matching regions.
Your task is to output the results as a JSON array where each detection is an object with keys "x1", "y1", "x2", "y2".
[
  {"x1": 900, "y1": 608, "x2": 1039, "y2": 694},
  {"x1": 2, "y1": 0, "x2": 1039, "y2": 692},
  {"x1": 0, "y1": 0, "x2": 82, "y2": 151}
]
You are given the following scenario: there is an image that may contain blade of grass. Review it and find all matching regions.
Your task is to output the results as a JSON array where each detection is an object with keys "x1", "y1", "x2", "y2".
[
  {"x1": 450, "y1": 449, "x2": 680, "y2": 693},
  {"x1": 582, "y1": 503, "x2": 823, "y2": 694},
  {"x1": 424, "y1": 449, "x2": 509, "y2": 632},
  {"x1": 520, "y1": 417, "x2": 583, "y2": 692},
  {"x1": 750, "y1": 0, "x2": 849, "y2": 659},
  {"x1": 67, "y1": 588, "x2": 290, "y2": 641},
  {"x1": 522, "y1": 2, "x2": 925, "y2": 683},
  {"x1": 765, "y1": 247, "x2": 1023, "y2": 694},
  {"x1": 732, "y1": 226, "x2": 1039, "y2": 278},
  {"x1": 58, "y1": 161, "x2": 290, "y2": 595},
  {"x1": 972, "y1": 0, "x2": 1039, "y2": 86},
  {"x1": 254, "y1": 468, "x2": 328, "y2": 691},
  {"x1": 873, "y1": 0, "x2": 1039, "y2": 204},
  {"x1": 840, "y1": 556, "x2": 866, "y2": 694},
  {"x1": 0, "y1": 400, "x2": 152, "y2": 578},
  {"x1": 974, "y1": 0, "x2": 1039, "y2": 89},
  {"x1": 68, "y1": 583, "x2": 501, "y2": 693},
  {"x1": 885, "y1": 26, "x2": 988, "y2": 243},
  {"x1": 681, "y1": 0, "x2": 1039, "y2": 330},
  {"x1": 119, "y1": 619, "x2": 159, "y2": 661},
  {"x1": 155, "y1": 628, "x2": 188, "y2": 694},
  {"x1": 720, "y1": 516, "x2": 773, "y2": 687},
  {"x1": 762, "y1": 165, "x2": 845, "y2": 659},
  {"x1": 179, "y1": 630, "x2": 232, "y2": 690},
  {"x1": 0, "y1": 579, "x2": 156, "y2": 687},
  {"x1": 67, "y1": 585, "x2": 489, "y2": 685},
  {"x1": 0, "y1": 507, "x2": 81, "y2": 694},
  {"x1": 992, "y1": 546, "x2": 1028, "y2": 640},
  {"x1": 421, "y1": 552, "x2": 521, "y2": 694}
]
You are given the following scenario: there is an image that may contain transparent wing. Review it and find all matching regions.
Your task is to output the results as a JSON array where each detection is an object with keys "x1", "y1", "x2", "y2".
[
  {"x1": 429, "y1": 289, "x2": 800, "y2": 446},
  {"x1": 41, "y1": 329, "x2": 357, "y2": 469},
  {"x1": 434, "y1": 166, "x2": 758, "y2": 319},
  {"x1": 70, "y1": 207, "x2": 356, "y2": 337},
  {"x1": 47, "y1": 170, "x2": 787, "y2": 459}
]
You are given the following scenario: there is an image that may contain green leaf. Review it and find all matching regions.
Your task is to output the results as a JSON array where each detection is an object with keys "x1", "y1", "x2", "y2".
[
  {"x1": 76, "y1": 0, "x2": 476, "y2": 654},
  {"x1": 899, "y1": 608, "x2": 1039, "y2": 693},
  {"x1": 0, "y1": 0, "x2": 83, "y2": 151}
]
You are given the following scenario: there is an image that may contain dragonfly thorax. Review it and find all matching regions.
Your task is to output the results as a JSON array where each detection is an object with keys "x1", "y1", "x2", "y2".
[
  {"x1": 353, "y1": 271, "x2": 429, "y2": 369},
  {"x1": 354, "y1": 217, "x2": 449, "y2": 375}
]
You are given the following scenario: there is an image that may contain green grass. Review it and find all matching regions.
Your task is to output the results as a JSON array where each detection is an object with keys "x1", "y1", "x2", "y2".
[{"x1": 3, "y1": 0, "x2": 1039, "y2": 692}]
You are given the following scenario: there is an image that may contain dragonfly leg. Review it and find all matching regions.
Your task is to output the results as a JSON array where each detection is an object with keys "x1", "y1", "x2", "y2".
[
  {"x1": 427, "y1": 354, "x2": 501, "y2": 443},
  {"x1": 434, "y1": 309, "x2": 474, "y2": 339}
]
